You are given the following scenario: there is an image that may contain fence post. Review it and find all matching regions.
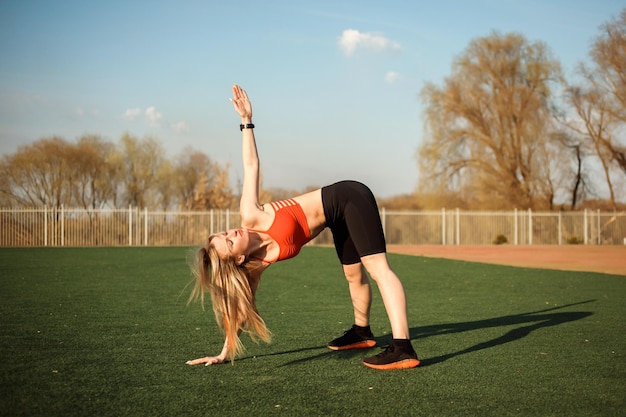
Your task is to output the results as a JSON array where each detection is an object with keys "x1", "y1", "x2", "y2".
[
  {"x1": 55, "y1": 206, "x2": 59, "y2": 247},
  {"x1": 514, "y1": 208, "x2": 518, "y2": 245},
  {"x1": 144, "y1": 207, "x2": 148, "y2": 246},
  {"x1": 442, "y1": 208, "x2": 446, "y2": 245},
  {"x1": 210, "y1": 209, "x2": 214, "y2": 235},
  {"x1": 52, "y1": 206, "x2": 56, "y2": 246},
  {"x1": 583, "y1": 209, "x2": 589, "y2": 245},
  {"x1": 61, "y1": 205, "x2": 65, "y2": 247},
  {"x1": 44, "y1": 206, "x2": 48, "y2": 247},
  {"x1": 528, "y1": 208, "x2": 533, "y2": 245},
  {"x1": 455, "y1": 208, "x2": 460, "y2": 245},
  {"x1": 558, "y1": 211, "x2": 562, "y2": 245},
  {"x1": 134, "y1": 206, "x2": 141, "y2": 246},
  {"x1": 128, "y1": 205, "x2": 132, "y2": 246},
  {"x1": 597, "y1": 209, "x2": 601, "y2": 245}
]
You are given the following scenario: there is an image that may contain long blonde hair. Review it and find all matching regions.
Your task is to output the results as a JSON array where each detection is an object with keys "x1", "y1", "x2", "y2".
[{"x1": 189, "y1": 236, "x2": 271, "y2": 363}]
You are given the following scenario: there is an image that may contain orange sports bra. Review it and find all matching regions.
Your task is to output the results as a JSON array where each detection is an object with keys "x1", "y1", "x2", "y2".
[{"x1": 251, "y1": 199, "x2": 312, "y2": 263}]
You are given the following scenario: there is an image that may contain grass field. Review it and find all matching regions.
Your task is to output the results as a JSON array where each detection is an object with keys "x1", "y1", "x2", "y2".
[{"x1": 0, "y1": 247, "x2": 624, "y2": 417}]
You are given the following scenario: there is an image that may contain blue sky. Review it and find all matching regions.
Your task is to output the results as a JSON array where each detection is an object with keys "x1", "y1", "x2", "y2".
[{"x1": 1, "y1": 0, "x2": 623, "y2": 197}]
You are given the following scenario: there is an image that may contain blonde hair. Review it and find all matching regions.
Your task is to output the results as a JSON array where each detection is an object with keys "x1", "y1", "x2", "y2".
[{"x1": 189, "y1": 236, "x2": 271, "y2": 363}]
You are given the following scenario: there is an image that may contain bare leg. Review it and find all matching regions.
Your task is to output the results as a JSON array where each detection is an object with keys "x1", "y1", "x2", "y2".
[
  {"x1": 360, "y1": 253, "x2": 409, "y2": 339},
  {"x1": 342, "y1": 262, "x2": 372, "y2": 327}
]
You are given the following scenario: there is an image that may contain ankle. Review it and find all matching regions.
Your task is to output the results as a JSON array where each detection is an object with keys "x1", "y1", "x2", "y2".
[{"x1": 392, "y1": 338, "x2": 413, "y2": 350}]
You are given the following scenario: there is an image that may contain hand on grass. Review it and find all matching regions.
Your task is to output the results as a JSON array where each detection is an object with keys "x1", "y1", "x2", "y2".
[{"x1": 185, "y1": 356, "x2": 226, "y2": 366}]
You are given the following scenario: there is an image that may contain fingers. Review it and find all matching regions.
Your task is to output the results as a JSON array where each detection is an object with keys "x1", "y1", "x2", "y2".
[
  {"x1": 232, "y1": 85, "x2": 249, "y2": 101},
  {"x1": 205, "y1": 358, "x2": 224, "y2": 366},
  {"x1": 229, "y1": 85, "x2": 252, "y2": 120},
  {"x1": 231, "y1": 85, "x2": 244, "y2": 106},
  {"x1": 185, "y1": 356, "x2": 225, "y2": 366},
  {"x1": 232, "y1": 84, "x2": 245, "y2": 99},
  {"x1": 240, "y1": 87, "x2": 248, "y2": 101},
  {"x1": 185, "y1": 357, "x2": 209, "y2": 366}
]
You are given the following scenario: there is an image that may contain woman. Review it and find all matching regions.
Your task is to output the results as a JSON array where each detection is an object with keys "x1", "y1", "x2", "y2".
[{"x1": 186, "y1": 85, "x2": 419, "y2": 370}]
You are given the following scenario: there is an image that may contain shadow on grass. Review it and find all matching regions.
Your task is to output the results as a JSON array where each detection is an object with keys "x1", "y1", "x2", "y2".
[
  {"x1": 411, "y1": 300, "x2": 594, "y2": 367},
  {"x1": 242, "y1": 300, "x2": 594, "y2": 367}
]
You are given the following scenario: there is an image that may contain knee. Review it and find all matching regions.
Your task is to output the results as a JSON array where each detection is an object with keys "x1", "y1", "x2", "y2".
[
  {"x1": 343, "y1": 263, "x2": 368, "y2": 285},
  {"x1": 360, "y1": 254, "x2": 394, "y2": 283}
]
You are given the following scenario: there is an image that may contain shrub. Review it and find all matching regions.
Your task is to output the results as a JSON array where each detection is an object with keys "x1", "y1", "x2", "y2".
[
  {"x1": 566, "y1": 236, "x2": 583, "y2": 244},
  {"x1": 493, "y1": 234, "x2": 508, "y2": 245}
]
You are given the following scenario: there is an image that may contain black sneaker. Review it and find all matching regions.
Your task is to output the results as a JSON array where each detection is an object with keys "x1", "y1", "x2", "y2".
[
  {"x1": 362, "y1": 339, "x2": 420, "y2": 370},
  {"x1": 327, "y1": 325, "x2": 377, "y2": 350}
]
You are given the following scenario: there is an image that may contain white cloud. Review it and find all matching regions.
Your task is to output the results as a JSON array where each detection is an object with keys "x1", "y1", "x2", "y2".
[
  {"x1": 170, "y1": 121, "x2": 189, "y2": 133},
  {"x1": 145, "y1": 106, "x2": 162, "y2": 127},
  {"x1": 385, "y1": 71, "x2": 401, "y2": 84},
  {"x1": 124, "y1": 108, "x2": 142, "y2": 121},
  {"x1": 73, "y1": 106, "x2": 99, "y2": 119},
  {"x1": 123, "y1": 106, "x2": 169, "y2": 128},
  {"x1": 338, "y1": 29, "x2": 402, "y2": 57}
]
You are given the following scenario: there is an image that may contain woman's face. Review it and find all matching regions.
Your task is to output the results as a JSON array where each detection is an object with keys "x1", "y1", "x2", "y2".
[{"x1": 211, "y1": 229, "x2": 250, "y2": 264}]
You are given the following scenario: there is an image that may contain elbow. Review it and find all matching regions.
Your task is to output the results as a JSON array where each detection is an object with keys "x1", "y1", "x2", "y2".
[{"x1": 243, "y1": 161, "x2": 259, "y2": 172}]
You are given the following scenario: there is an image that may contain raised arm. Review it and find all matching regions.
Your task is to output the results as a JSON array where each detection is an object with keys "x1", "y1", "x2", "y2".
[{"x1": 230, "y1": 85, "x2": 264, "y2": 224}]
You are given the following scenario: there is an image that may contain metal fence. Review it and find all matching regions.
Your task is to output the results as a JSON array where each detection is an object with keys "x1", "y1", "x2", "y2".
[{"x1": 1, "y1": 207, "x2": 625, "y2": 247}]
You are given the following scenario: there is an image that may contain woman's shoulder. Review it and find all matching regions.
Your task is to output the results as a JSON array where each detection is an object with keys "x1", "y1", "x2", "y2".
[{"x1": 240, "y1": 204, "x2": 273, "y2": 230}]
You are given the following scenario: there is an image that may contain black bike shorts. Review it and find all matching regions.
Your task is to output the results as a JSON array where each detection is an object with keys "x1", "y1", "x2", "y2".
[{"x1": 321, "y1": 180, "x2": 386, "y2": 265}]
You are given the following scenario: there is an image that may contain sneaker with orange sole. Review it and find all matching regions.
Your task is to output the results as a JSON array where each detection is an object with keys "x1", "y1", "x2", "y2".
[
  {"x1": 362, "y1": 341, "x2": 420, "y2": 370},
  {"x1": 327, "y1": 325, "x2": 377, "y2": 351}
]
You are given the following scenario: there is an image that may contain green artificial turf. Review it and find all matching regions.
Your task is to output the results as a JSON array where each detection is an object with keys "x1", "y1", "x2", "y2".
[{"x1": 0, "y1": 246, "x2": 624, "y2": 417}]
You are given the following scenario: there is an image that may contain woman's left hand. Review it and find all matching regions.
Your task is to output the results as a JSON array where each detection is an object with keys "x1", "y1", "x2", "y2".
[{"x1": 185, "y1": 355, "x2": 227, "y2": 366}]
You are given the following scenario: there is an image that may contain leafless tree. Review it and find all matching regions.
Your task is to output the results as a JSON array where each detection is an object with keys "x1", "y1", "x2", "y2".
[
  {"x1": 0, "y1": 137, "x2": 74, "y2": 208},
  {"x1": 564, "y1": 8, "x2": 626, "y2": 210},
  {"x1": 417, "y1": 32, "x2": 565, "y2": 209},
  {"x1": 114, "y1": 133, "x2": 165, "y2": 209},
  {"x1": 70, "y1": 134, "x2": 118, "y2": 209},
  {"x1": 173, "y1": 147, "x2": 234, "y2": 210}
]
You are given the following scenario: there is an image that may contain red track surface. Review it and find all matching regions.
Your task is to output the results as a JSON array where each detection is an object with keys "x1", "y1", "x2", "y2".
[{"x1": 388, "y1": 245, "x2": 626, "y2": 276}]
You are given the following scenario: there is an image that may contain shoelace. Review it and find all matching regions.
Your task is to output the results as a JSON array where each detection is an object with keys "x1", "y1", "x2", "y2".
[
  {"x1": 346, "y1": 326, "x2": 365, "y2": 338},
  {"x1": 375, "y1": 344, "x2": 396, "y2": 357},
  {"x1": 335, "y1": 327, "x2": 359, "y2": 342}
]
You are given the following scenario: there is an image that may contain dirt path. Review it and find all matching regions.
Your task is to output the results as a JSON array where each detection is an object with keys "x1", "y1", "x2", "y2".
[{"x1": 387, "y1": 245, "x2": 626, "y2": 276}]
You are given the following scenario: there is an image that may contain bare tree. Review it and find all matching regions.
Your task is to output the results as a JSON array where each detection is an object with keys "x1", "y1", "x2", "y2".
[
  {"x1": 566, "y1": 86, "x2": 620, "y2": 209},
  {"x1": 0, "y1": 135, "x2": 238, "y2": 210},
  {"x1": 173, "y1": 148, "x2": 212, "y2": 210},
  {"x1": 556, "y1": 132, "x2": 593, "y2": 210},
  {"x1": 0, "y1": 162, "x2": 10, "y2": 206},
  {"x1": 591, "y1": 9, "x2": 626, "y2": 127},
  {"x1": 191, "y1": 167, "x2": 233, "y2": 210},
  {"x1": 115, "y1": 133, "x2": 165, "y2": 209},
  {"x1": 564, "y1": 8, "x2": 626, "y2": 209},
  {"x1": 153, "y1": 159, "x2": 176, "y2": 211},
  {"x1": 70, "y1": 135, "x2": 118, "y2": 209},
  {"x1": 0, "y1": 137, "x2": 74, "y2": 208},
  {"x1": 417, "y1": 32, "x2": 564, "y2": 209},
  {"x1": 172, "y1": 147, "x2": 234, "y2": 210}
]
